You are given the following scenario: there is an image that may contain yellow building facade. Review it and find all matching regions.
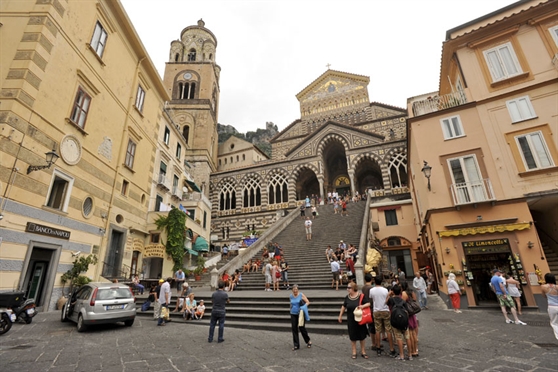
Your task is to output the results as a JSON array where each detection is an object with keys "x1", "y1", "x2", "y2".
[{"x1": 408, "y1": 0, "x2": 557, "y2": 310}]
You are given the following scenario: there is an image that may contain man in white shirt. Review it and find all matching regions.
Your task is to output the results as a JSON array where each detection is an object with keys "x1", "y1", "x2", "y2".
[
  {"x1": 369, "y1": 276, "x2": 396, "y2": 356},
  {"x1": 157, "y1": 277, "x2": 172, "y2": 326},
  {"x1": 330, "y1": 258, "x2": 340, "y2": 290},
  {"x1": 413, "y1": 271, "x2": 428, "y2": 309},
  {"x1": 264, "y1": 262, "x2": 272, "y2": 291},
  {"x1": 304, "y1": 217, "x2": 312, "y2": 241}
]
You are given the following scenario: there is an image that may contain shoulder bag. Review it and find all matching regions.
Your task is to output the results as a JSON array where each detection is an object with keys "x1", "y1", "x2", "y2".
[
  {"x1": 405, "y1": 296, "x2": 421, "y2": 316},
  {"x1": 358, "y1": 293, "x2": 373, "y2": 325}
]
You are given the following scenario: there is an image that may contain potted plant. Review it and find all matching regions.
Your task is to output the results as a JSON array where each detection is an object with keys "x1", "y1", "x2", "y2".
[
  {"x1": 58, "y1": 254, "x2": 98, "y2": 309},
  {"x1": 193, "y1": 255, "x2": 206, "y2": 281}
]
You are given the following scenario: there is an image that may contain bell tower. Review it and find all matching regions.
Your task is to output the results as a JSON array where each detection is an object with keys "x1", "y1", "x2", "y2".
[{"x1": 163, "y1": 19, "x2": 220, "y2": 196}]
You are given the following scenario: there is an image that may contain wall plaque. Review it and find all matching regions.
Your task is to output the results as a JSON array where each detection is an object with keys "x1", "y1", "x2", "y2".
[{"x1": 26, "y1": 222, "x2": 70, "y2": 240}]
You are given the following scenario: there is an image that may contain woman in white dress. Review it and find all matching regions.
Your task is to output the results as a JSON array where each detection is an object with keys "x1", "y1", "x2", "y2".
[{"x1": 506, "y1": 273, "x2": 522, "y2": 315}]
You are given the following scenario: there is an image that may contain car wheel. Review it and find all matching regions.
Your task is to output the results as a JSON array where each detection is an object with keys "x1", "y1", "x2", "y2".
[
  {"x1": 60, "y1": 304, "x2": 68, "y2": 323},
  {"x1": 124, "y1": 319, "x2": 134, "y2": 327},
  {"x1": 76, "y1": 314, "x2": 86, "y2": 332}
]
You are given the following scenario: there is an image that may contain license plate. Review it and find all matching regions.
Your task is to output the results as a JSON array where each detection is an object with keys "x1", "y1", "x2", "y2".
[
  {"x1": 9, "y1": 314, "x2": 16, "y2": 322},
  {"x1": 105, "y1": 305, "x2": 125, "y2": 310},
  {"x1": 27, "y1": 308, "x2": 35, "y2": 315}
]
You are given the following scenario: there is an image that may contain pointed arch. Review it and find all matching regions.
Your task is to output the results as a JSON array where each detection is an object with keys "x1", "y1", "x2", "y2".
[
  {"x1": 240, "y1": 173, "x2": 262, "y2": 208},
  {"x1": 266, "y1": 170, "x2": 289, "y2": 205},
  {"x1": 217, "y1": 177, "x2": 237, "y2": 211},
  {"x1": 387, "y1": 150, "x2": 408, "y2": 188}
]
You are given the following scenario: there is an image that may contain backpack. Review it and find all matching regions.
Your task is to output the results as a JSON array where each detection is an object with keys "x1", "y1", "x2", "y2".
[{"x1": 390, "y1": 297, "x2": 409, "y2": 331}]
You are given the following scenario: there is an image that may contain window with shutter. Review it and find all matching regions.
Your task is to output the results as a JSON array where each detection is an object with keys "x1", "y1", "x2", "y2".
[{"x1": 483, "y1": 42, "x2": 522, "y2": 82}]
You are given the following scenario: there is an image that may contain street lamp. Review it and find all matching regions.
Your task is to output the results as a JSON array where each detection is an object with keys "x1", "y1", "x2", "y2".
[
  {"x1": 27, "y1": 148, "x2": 59, "y2": 174},
  {"x1": 421, "y1": 161, "x2": 432, "y2": 191}
]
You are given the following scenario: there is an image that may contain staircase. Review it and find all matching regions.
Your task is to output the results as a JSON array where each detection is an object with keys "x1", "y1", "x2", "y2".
[
  {"x1": 235, "y1": 201, "x2": 367, "y2": 290},
  {"x1": 542, "y1": 242, "x2": 558, "y2": 275},
  {"x1": 135, "y1": 200, "x2": 369, "y2": 334}
]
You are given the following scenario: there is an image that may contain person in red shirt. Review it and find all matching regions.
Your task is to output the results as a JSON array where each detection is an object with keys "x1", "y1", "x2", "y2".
[{"x1": 341, "y1": 200, "x2": 348, "y2": 216}]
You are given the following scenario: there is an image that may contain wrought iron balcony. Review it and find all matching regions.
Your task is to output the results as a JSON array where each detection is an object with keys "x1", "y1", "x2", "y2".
[
  {"x1": 450, "y1": 178, "x2": 495, "y2": 206},
  {"x1": 412, "y1": 91, "x2": 467, "y2": 116}
]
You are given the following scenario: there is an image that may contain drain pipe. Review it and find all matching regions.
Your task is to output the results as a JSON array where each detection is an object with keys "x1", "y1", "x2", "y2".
[{"x1": 355, "y1": 192, "x2": 371, "y2": 287}]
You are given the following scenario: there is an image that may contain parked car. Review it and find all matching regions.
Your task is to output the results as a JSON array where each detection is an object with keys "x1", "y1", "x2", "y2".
[{"x1": 61, "y1": 283, "x2": 136, "y2": 332}]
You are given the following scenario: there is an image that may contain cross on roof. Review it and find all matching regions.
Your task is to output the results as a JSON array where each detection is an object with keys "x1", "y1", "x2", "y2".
[{"x1": 326, "y1": 63, "x2": 331, "y2": 69}]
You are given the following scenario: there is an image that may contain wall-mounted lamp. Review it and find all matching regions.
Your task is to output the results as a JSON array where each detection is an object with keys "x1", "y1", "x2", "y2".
[
  {"x1": 27, "y1": 148, "x2": 59, "y2": 174},
  {"x1": 445, "y1": 247, "x2": 451, "y2": 254},
  {"x1": 527, "y1": 241, "x2": 534, "y2": 249},
  {"x1": 421, "y1": 161, "x2": 432, "y2": 191}
]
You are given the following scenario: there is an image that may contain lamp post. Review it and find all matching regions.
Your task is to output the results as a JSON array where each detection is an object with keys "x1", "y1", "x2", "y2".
[
  {"x1": 421, "y1": 161, "x2": 432, "y2": 191},
  {"x1": 27, "y1": 149, "x2": 59, "y2": 174}
]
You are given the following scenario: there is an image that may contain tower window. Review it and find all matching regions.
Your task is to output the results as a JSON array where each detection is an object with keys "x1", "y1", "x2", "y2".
[
  {"x1": 174, "y1": 53, "x2": 180, "y2": 62},
  {"x1": 178, "y1": 82, "x2": 196, "y2": 99},
  {"x1": 183, "y1": 125, "x2": 190, "y2": 144},
  {"x1": 187, "y1": 49, "x2": 196, "y2": 61}
]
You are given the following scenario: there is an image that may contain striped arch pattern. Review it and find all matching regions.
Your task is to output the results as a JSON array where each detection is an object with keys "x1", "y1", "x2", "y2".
[
  {"x1": 216, "y1": 177, "x2": 237, "y2": 211},
  {"x1": 351, "y1": 152, "x2": 389, "y2": 190},
  {"x1": 316, "y1": 133, "x2": 351, "y2": 160},
  {"x1": 239, "y1": 173, "x2": 263, "y2": 208},
  {"x1": 265, "y1": 169, "x2": 290, "y2": 205},
  {"x1": 289, "y1": 163, "x2": 320, "y2": 203}
]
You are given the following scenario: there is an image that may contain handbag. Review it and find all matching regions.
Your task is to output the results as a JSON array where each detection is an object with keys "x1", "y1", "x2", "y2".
[
  {"x1": 405, "y1": 299, "x2": 421, "y2": 316},
  {"x1": 298, "y1": 310, "x2": 305, "y2": 327},
  {"x1": 276, "y1": 271, "x2": 281, "y2": 278},
  {"x1": 358, "y1": 294, "x2": 373, "y2": 325}
]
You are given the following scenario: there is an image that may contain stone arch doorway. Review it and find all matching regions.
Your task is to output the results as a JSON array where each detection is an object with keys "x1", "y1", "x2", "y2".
[
  {"x1": 354, "y1": 156, "x2": 383, "y2": 193},
  {"x1": 322, "y1": 138, "x2": 349, "y2": 195},
  {"x1": 295, "y1": 167, "x2": 319, "y2": 200}
]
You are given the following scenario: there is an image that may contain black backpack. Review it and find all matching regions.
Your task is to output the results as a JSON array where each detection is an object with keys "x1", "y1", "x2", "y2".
[{"x1": 390, "y1": 297, "x2": 409, "y2": 331}]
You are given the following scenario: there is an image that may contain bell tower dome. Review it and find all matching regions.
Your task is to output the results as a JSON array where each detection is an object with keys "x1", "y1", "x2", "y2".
[{"x1": 162, "y1": 19, "x2": 221, "y2": 197}]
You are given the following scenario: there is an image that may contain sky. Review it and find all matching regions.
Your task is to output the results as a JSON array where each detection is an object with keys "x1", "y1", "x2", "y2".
[{"x1": 121, "y1": 0, "x2": 516, "y2": 133}]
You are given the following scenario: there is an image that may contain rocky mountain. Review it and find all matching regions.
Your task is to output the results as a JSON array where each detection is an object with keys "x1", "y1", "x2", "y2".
[{"x1": 217, "y1": 122, "x2": 278, "y2": 158}]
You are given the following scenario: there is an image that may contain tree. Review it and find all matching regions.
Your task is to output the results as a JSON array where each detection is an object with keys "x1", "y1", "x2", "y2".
[
  {"x1": 155, "y1": 207, "x2": 187, "y2": 272},
  {"x1": 61, "y1": 254, "x2": 98, "y2": 291}
]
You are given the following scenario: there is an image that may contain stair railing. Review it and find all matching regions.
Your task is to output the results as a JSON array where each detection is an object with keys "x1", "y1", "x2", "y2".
[
  {"x1": 211, "y1": 206, "x2": 302, "y2": 289},
  {"x1": 354, "y1": 192, "x2": 371, "y2": 287}
]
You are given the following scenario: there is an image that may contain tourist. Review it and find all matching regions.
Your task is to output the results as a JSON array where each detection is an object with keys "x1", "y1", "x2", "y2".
[
  {"x1": 386, "y1": 285, "x2": 410, "y2": 360},
  {"x1": 337, "y1": 281, "x2": 369, "y2": 359},
  {"x1": 273, "y1": 243, "x2": 283, "y2": 261},
  {"x1": 333, "y1": 245, "x2": 344, "y2": 262},
  {"x1": 272, "y1": 260, "x2": 281, "y2": 291},
  {"x1": 334, "y1": 199, "x2": 339, "y2": 214},
  {"x1": 280, "y1": 257, "x2": 290, "y2": 289},
  {"x1": 506, "y1": 273, "x2": 523, "y2": 315},
  {"x1": 325, "y1": 245, "x2": 334, "y2": 263},
  {"x1": 426, "y1": 268, "x2": 435, "y2": 294},
  {"x1": 341, "y1": 199, "x2": 348, "y2": 216},
  {"x1": 331, "y1": 258, "x2": 341, "y2": 291},
  {"x1": 447, "y1": 273, "x2": 462, "y2": 313},
  {"x1": 490, "y1": 269, "x2": 526, "y2": 325},
  {"x1": 196, "y1": 299, "x2": 206, "y2": 320},
  {"x1": 221, "y1": 245, "x2": 229, "y2": 259},
  {"x1": 304, "y1": 217, "x2": 312, "y2": 241},
  {"x1": 289, "y1": 285, "x2": 312, "y2": 351},
  {"x1": 361, "y1": 273, "x2": 378, "y2": 351},
  {"x1": 311, "y1": 205, "x2": 317, "y2": 219},
  {"x1": 397, "y1": 268, "x2": 405, "y2": 282},
  {"x1": 300, "y1": 204, "x2": 305, "y2": 219},
  {"x1": 243, "y1": 259, "x2": 252, "y2": 273},
  {"x1": 208, "y1": 281, "x2": 229, "y2": 343},
  {"x1": 157, "y1": 277, "x2": 172, "y2": 327},
  {"x1": 184, "y1": 293, "x2": 197, "y2": 320},
  {"x1": 174, "y1": 269, "x2": 185, "y2": 292},
  {"x1": 401, "y1": 281, "x2": 419, "y2": 358},
  {"x1": 252, "y1": 259, "x2": 261, "y2": 272},
  {"x1": 152, "y1": 279, "x2": 163, "y2": 320},
  {"x1": 369, "y1": 276, "x2": 396, "y2": 357},
  {"x1": 305, "y1": 195, "x2": 311, "y2": 208},
  {"x1": 413, "y1": 271, "x2": 428, "y2": 309},
  {"x1": 541, "y1": 273, "x2": 558, "y2": 340},
  {"x1": 346, "y1": 244, "x2": 357, "y2": 260},
  {"x1": 264, "y1": 260, "x2": 273, "y2": 291},
  {"x1": 262, "y1": 248, "x2": 270, "y2": 262},
  {"x1": 132, "y1": 275, "x2": 144, "y2": 295}
]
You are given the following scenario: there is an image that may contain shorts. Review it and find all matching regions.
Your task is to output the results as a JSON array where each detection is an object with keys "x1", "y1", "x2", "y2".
[
  {"x1": 342, "y1": 208, "x2": 346, "y2": 211},
  {"x1": 332, "y1": 272, "x2": 340, "y2": 281},
  {"x1": 265, "y1": 274, "x2": 272, "y2": 284},
  {"x1": 393, "y1": 328, "x2": 409, "y2": 341},
  {"x1": 312, "y1": 212, "x2": 316, "y2": 216},
  {"x1": 373, "y1": 311, "x2": 392, "y2": 333},
  {"x1": 497, "y1": 294, "x2": 516, "y2": 308},
  {"x1": 305, "y1": 227, "x2": 312, "y2": 234}
]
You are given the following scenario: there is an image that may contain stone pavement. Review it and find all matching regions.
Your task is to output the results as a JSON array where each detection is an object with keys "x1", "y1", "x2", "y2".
[{"x1": 0, "y1": 292, "x2": 557, "y2": 372}]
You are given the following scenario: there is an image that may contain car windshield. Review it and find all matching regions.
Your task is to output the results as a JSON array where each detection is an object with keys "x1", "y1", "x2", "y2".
[{"x1": 96, "y1": 288, "x2": 132, "y2": 300}]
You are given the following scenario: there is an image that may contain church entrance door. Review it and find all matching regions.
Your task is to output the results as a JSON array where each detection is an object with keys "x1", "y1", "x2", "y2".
[
  {"x1": 322, "y1": 138, "x2": 349, "y2": 195},
  {"x1": 295, "y1": 167, "x2": 319, "y2": 201}
]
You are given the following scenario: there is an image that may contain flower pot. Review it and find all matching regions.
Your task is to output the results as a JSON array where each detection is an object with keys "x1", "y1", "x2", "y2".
[{"x1": 194, "y1": 275, "x2": 201, "y2": 281}]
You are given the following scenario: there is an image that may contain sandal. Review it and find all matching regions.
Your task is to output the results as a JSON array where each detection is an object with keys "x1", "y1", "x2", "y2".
[
  {"x1": 361, "y1": 353, "x2": 369, "y2": 359},
  {"x1": 351, "y1": 354, "x2": 357, "y2": 359},
  {"x1": 307, "y1": 342, "x2": 312, "y2": 348},
  {"x1": 292, "y1": 347, "x2": 300, "y2": 351}
]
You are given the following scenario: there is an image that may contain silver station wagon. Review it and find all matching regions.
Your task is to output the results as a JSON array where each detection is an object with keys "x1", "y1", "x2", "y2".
[{"x1": 61, "y1": 283, "x2": 136, "y2": 332}]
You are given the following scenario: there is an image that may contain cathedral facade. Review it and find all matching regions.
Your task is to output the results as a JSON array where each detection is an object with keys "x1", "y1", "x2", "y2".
[{"x1": 208, "y1": 69, "x2": 409, "y2": 246}]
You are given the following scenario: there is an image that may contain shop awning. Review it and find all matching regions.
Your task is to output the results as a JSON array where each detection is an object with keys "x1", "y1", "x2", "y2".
[
  {"x1": 193, "y1": 236, "x2": 209, "y2": 252},
  {"x1": 185, "y1": 248, "x2": 198, "y2": 256},
  {"x1": 185, "y1": 180, "x2": 202, "y2": 193}
]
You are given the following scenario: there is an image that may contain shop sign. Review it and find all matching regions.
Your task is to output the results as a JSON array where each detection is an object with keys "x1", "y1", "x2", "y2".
[
  {"x1": 439, "y1": 223, "x2": 530, "y2": 238},
  {"x1": 144, "y1": 244, "x2": 165, "y2": 258},
  {"x1": 26, "y1": 222, "x2": 70, "y2": 240},
  {"x1": 463, "y1": 239, "x2": 509, "y2": 248}
]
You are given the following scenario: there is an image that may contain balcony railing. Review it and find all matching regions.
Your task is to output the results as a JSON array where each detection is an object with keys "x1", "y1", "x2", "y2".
[
  {"x1": 182, "y1": 191, "x2": 211, "y2": 208},
  {"x1": 450, "y1": 178, "x2": 495, "y2": 206},
  {"x1": 172, "y1": 186, "x2": 183, "y2": 199},
  {"x1": 412, "y1": 91, "x2": 467, "y2": 116},
  {"x1": 157, "y1": 174, "x2": 170, "y2": 190}
]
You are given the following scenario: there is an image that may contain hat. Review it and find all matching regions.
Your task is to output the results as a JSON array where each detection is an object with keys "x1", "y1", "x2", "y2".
[
  {"x1": 159, "y1": 279, "x2": 164, "y2": 283},
  {"x1": 340, "y1": 240, "x2": 343, "y2": 243},
  {"x1": 492, "y1": 269, "x2": 501, "y2": 273},
  {"x1": 183, "y1": 282, "x2": 189, "y2": 288},
  {"x1": 353, "y1": 307, "x2": 363, "y2": 322}
]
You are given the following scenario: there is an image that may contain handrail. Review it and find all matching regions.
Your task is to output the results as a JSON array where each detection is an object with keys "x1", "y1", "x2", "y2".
[
  {"x1": 355, "y1": 192, "x2": 371, "y2": 286},
  {"x1": 211, "y1": 206, "x2": 301, "y2": 289}
]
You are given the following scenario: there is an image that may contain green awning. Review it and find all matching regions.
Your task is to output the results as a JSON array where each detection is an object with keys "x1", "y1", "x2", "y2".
[
  {"x1": 185, "y1": 248, "x2": 198, "y2": 256},
  {"x1": 193, "y1": 236, "x2": 209, "y2": 252},
  {"x1": 186, "y1": 180, "x2": 202, "y2": 193}
]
